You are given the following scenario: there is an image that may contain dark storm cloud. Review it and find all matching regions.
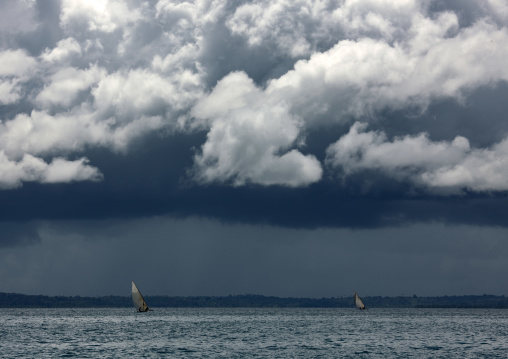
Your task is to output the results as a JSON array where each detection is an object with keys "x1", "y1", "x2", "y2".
[
  {"x1": 1, "y1": 218, "x2": 507, "y2": 297},
  {"x1": 0, "y1": 221, "x2": 41, "y2": 248},
  {"x1": 1, "y1": 0, "x2": 508, "y2": 299},
  {"x1": 0, "y1": 0, "x2": 508, "y2": 297},
  {"x1": 1, "y1": 127, "x2": 508, "y2": 235}
]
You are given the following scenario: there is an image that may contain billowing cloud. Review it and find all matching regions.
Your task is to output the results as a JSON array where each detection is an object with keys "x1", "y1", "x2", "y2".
[
  {"x1": 0, "y1": 49, "x2": 37, "y2": 105},
  {"x1": 484, "y1": 0, "x2": 508, "y2": 24},
  {"x1": 60, "y1": 0, "x2": 142, "y2": 33},
  {"x1": 226, "y1": 0, "x2": 320, "y2": 57},
  {"x1": 0, "y1": 49, "x2": 37, "y2": 77},
  {"x1": 421, "y1": 139, "x2": 508, "y2": 193},
  {"x1": 0, "y1": 151, "x2": 102, "y2": 189},
  {"x1": 40, "y1": 37, "x2": 82, "y2": 64},
  {"x1": 1, "y1": 0, "x2": 508, "y2": 192},
  {"x1": 326, "y1": 122, "x2": 508, "y2": 194},
  {"x1": 156, "y1": 0, "x2": 227, "y2": 27},
  {"x1": 192, "y1": 72, "x2": 322, "y2": 187},
  {"x1": 36, "y1": 64, "x2": 105, "y2": 108},
  {"x1": 191, "y1": 7, "x2": 508, "y2": 188},
  {"x1": 265, "y1": 17, "x2": 508, "y2": 125},
  {"x1": 332, "y1": 0, "x2": 423, "y2": 39},
  {"x1": 92, "y1": 68, "x2": 204, "y2": 127},
  {"x1": 226, "y1": 0, "x2": 424, "y2": 57}
]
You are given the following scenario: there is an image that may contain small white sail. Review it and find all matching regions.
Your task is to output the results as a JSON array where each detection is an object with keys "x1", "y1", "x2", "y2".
[
  {"x1": 132, "y1": 281, "x2": 150, "y2": 312},
  {"x1": 354, "y1": 292, "x2": 366, "y2": 310}
]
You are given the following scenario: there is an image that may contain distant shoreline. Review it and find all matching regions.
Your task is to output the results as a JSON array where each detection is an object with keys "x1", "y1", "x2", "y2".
[{"x1": 1, "y1": 292, "x2": 507, "y2": 308}]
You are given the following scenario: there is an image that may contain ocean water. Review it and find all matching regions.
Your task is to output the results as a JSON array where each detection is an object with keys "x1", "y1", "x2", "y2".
[{"x1": 1, "y1": 307, "x2": 507, "y2": 358}]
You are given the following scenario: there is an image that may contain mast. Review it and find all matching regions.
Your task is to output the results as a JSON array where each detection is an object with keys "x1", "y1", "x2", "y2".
[{"x1": 132, "y1": 281, "x2": 150, "y2": 312}]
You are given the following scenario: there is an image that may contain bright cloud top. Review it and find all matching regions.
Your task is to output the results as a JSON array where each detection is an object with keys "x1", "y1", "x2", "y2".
[
  {"x1": 0, "y1": 0, "x2": 507, "y2": 193},
  {"x1": 0, "y1": 151, "x2": 101, "y2": 190},
  {"x1": 325, "y1": 122, "x2": 508, "y2": 194},
  {"x1": 192, "y1": 72, "x2": 322, "y2": 187}
]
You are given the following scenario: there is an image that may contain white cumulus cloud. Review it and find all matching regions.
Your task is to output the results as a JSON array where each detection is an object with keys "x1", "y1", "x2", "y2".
[
  {"x1": 0, "y1": 49, "x2": 37, "y2": 105},
  {"x1": 266, "y1": 18, "x2": 508, "y2": 125},
  {"x1": 0, "y1": 151, "x2": 102, "y2": 189},
  {"x1": 326, "y1": 122, "x2": 508, "y2": 194},
  {"x1": 40, "y1": 38, "x2": 82, "y2": 64},
  {"x1": 1, "y1": 0, "x2": 508, "y2": 192},
  {"x1": 192, "y1": 72, "x2": 322, "y2": 187},
  {"x1": 36, "y1": 65, "x2": 105, "y2": 108},
  {"x1": 60, "y1": 0, "x2": 142, "y2": 33}
]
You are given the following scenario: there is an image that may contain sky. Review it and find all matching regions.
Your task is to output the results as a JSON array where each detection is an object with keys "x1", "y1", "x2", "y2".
[{"x1": 1, "y1": 0, "x2": 508, "y2": 298}]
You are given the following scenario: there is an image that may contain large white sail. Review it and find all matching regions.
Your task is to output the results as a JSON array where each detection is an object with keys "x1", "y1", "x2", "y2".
[
  {"x1": 354, "y1": 292, "x2": 366, "y2": 310},
  {"x1": 132, "y1": 281, "x2": 149, "y2": 312}
]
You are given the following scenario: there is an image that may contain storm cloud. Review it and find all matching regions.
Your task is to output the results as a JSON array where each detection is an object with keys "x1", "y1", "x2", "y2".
[
  {"x1": 1, "y1": 0, "x2": 508, "y2": 297},
  {"x1": 1, "y1": 0, "x2": 507, "y2": 191},
  {"x1": 2, "y1": 218, "x2": 508, "y2": 297}
]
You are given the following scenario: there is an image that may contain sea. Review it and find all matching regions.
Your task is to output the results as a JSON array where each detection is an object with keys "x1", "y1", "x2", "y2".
[{"x1": 1, "y1": 307, "x2": 507, "y2": 358}]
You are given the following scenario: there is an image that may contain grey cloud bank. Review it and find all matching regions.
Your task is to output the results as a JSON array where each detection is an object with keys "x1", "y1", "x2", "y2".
[
  {"x1": 1, "y1": 0, "x2": 508, "y2": 297},
  {"x1": 2, "y1": 218, "x2": 507, "y2": 297}
]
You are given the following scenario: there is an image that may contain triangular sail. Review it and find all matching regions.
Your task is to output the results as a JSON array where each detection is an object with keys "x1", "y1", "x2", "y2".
[
  {"x1": 354, "y1": 292, "x2": 366, "y2": 310},
  {"x1": 132, "y1": 281, "x2": 149, "y2": 312}
]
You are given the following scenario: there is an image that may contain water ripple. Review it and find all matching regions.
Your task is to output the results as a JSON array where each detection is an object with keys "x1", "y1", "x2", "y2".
[{"x1": 1, "y1": 308, "x2": 508, "y2": 358}]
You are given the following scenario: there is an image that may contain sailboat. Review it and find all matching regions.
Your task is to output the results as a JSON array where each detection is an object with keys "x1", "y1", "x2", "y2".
[
  {"x1": 354, "y1": 292, "x2": 367, "y2": 310},
  {"x1": 132, "y1": 281, "x2": 151, "y2": 312}
]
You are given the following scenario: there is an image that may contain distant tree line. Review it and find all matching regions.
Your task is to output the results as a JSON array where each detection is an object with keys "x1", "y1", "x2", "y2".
[
  {"x1": 0, "y1": 292, "x2": 507, "y2": 308},
  {"x1": 0, "y1": 293, "x2": 131, "y2": 308}
]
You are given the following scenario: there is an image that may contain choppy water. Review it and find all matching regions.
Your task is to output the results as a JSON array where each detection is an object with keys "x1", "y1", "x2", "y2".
[{"x1": 1, "y1": 307, "x2": 507, "y2": 358}]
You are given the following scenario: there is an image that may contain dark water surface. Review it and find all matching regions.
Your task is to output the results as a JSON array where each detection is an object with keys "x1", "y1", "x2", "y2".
[{"x1": 1, "y1": 308, "x2": 507, "y2": 358}]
